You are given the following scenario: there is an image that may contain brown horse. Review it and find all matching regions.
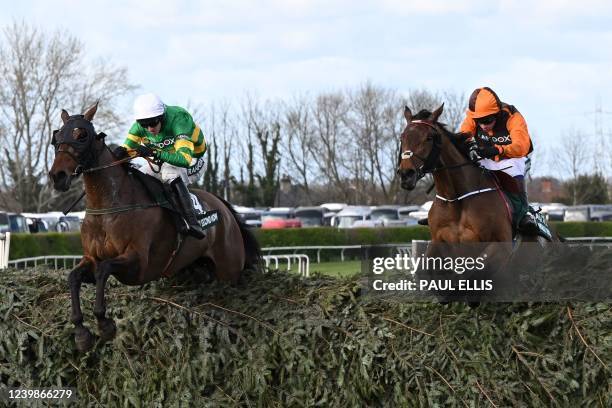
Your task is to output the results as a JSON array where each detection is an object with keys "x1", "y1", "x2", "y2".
[
  {"x1": 397, "y1": 104, "x2": 559, "y2": 300},
  {"x1": 49, "y1": 103, "x2": 261, "y2": 352}
]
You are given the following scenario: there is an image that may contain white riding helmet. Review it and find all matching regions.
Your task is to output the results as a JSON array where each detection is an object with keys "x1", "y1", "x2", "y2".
[{"x1": 133, "y1": 93, "x2": 165, "y2": 120}]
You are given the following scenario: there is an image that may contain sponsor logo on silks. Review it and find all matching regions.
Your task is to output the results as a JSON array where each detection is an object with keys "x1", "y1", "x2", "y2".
[
  {"x1": 198, "y1": 210, "x2": 220, "y2": 230},
  {"x1": 187, "y1": 157, "x2": 206, "y2": 176},
  {"x1": 491, "y1": 135, "x2": 511, "y2": 144},
  {"x1": 148, "y1": 138, "x2": 175, "y2": 149}
]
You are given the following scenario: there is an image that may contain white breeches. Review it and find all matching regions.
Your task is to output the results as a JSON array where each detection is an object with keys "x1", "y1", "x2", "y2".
[
  {"x1": 138, "y1": 162, "x2": 190, "y2": 184},
  {"x1": 479, "y1": 157, "x2": 527, "y2": 178}
]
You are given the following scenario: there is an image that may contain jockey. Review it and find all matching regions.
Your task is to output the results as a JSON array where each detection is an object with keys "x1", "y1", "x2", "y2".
[
  {"x1": 459, "y1": 87, "x2": 538, "y2": 235},
  {"x1": 114, "y1": 93, "x2": 207, "y2": 239}
]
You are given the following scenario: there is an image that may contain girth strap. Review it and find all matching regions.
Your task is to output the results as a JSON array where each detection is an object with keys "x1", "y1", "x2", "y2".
[
  {"x1": 85, "y1": 201, "x2": 169, "y2": 215},
  {"x1": 435, "y1": 188, "x2": 496, "y2": 203}
]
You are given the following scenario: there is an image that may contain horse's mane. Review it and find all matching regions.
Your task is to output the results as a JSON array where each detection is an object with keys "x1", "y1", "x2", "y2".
[{"x1": 413, "y1": 109, "x2": 471, "y2": 159}]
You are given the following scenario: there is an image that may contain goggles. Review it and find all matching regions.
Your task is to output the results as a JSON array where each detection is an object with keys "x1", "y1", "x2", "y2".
[
  {"x1": 476, "y1": 114, "x2": 497, "y2": 125},
  {"x1": 137, "y1": 115, "x2": 163, "y2": 128}
]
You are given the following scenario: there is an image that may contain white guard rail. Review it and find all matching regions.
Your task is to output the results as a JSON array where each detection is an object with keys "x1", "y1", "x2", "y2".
[
  {"x1": 0, "y1": 232, "x2": 10, "y2": 270},
  {"x1": 263, "y1": 254, "x2": 310, "y2": 277},
  {"x1": 7, "y1": 255, "x2": 82, "y2": 270}
]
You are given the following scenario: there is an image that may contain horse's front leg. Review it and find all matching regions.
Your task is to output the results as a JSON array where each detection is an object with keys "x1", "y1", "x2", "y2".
[
  {"x1": 68, "y1": 257, "x2": 96, "y2": 352},
  {"x1": 94, "y1": 252, "x2": 140, "y2": 343}
]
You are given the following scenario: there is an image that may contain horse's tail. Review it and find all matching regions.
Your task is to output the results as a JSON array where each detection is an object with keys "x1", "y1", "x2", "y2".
[{"x1": 214, "y1": 194, "x2": 263, "y2": 271}]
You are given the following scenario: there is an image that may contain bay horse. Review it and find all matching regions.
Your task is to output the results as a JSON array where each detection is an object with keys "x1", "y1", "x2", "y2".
[
  {"x1": 397, "y1": 104, "x2": 558, "y2": 300},
  {"x1": 49, "y1": 103, "x2": 261, "y2": 352}
]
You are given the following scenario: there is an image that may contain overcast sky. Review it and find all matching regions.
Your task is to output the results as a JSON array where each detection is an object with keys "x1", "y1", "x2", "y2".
[{"x1": 3, "y1": 0, "x2": 612, "y2": 175}]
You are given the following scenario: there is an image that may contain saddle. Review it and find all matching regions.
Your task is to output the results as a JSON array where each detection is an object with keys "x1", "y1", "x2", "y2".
[{"x1": 128, "y1": 168, "x2": 219, "y2": 232}]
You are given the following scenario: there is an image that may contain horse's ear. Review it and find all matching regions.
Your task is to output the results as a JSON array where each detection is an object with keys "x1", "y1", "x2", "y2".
[
  {"x1": 61, "y1": 109, "x2": 70, "y2": 124},
  {"x1": 404, "y1": 106, "x2": 413, "y2": 122},
  {"x1": 96, "y1": 132, "x2": 107, "y2": 140},
  {"x1": 83, "y1": 101, "x2": 99, "y2": 122},
  {"x1": 430, "y1": 103, "x2": 444, "y2": 122}
]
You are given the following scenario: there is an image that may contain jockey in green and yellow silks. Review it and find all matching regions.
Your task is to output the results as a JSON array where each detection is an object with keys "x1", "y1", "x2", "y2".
[{"x1": 114, "y1": 93, "x2": 207, "y2": 239}]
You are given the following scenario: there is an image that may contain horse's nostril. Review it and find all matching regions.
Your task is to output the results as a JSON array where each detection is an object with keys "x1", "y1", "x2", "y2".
[{"x1": 51, "y1": 171, "x2": 67, "y2": 184}]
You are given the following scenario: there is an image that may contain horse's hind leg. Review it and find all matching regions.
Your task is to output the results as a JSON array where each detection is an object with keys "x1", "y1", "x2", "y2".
[
  {"x1": 69, "y1": 258, "x2": 96, "y2": 352},
  {"x1": 94, "y1": 253, "x2": 139, "y2": 343}
]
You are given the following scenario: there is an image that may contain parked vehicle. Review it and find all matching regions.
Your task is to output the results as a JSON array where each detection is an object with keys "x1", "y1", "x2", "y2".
[
  {"x1": 0, "y1": 212, "x2": 9, "y2": 233},
  {"x1": 233, "y1": 205, "x2": 263, "y2": 228},
  {"x1": 369, "y1": 205, "x2": 415, "y2": 227},
  {"x1": 261, "y1": 218, "x2": 302, "y2": 229},
  {"x1": 295, "y1": 206, "x2": 326, "y2": 227},
  {"x1": 261, "y1": 207, "x2": 301, "y2": 229},
  {"x1": 9, "y1": 213, "x2": 30, "y2": 233},
  {"x1": 539, "y1": 203, "x2": 566, "y2": 221},
  {"x1": 320, "y1": 203, "x2": 346, "y2": 213},
  {"x1": 26, "y1": 217, "x2": 49, "y2": 233},
  {"x1": 406, "y1": 201, "x2": 433, "y2": 222},
  {"x1": 332, "y1": 206, "x2": 372, "y2": 228},
  {"x1": 398, "y1": 205, "x2": 421, "y2": 219},
  {"x1": 564, "y1": 205, "x2": 612, "y2": 222},
  {"x1": 57, "y1": 215, "x2": 81, "y2": 232},
  {"x1": 351, "y1": 219, "x2": 384, "y2": 228}
]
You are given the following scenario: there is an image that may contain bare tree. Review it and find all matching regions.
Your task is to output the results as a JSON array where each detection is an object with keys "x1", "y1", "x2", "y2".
[
  {"x1": 0, "y1": 21, "x2": 134, "y2": 212},
  {"x1": 309, "y1": 91, "x2": 353, "y2": 202},
  {"x1": 553, "y1": 129, "x2": 591, "y2": 204},
  {"x1": 280, "y1": 95, "x2": 320, "y2": 204},
  {"x1": 241, "y1": 95, "x2": 283, "y2": 206},
  {"x1": 345, "y1": 82, "x2": 403, "y2": 203}
]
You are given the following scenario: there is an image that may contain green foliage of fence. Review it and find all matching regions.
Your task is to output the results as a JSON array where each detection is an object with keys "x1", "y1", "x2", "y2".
[
  {"x1": 551, "y1": 221, "x2": 612, "y2": 238},
  {"x1": 253, "y1": 227, "x2": 432, "y2": 247},
  {"x1": 8, "y1": 233, "x2": 83, "y2": 259},
  {"x1": 0, "y1": 268, "x2": 609, "y2": 406},
  {"x1": 6, "y1": 223, "x2": 612, "y2": 259}
]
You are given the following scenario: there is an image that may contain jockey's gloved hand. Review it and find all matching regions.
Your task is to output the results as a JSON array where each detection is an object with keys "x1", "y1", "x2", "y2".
[
  {"x1": 136, "y1": 144, "x2": 156, "y2": 158},
  {"x1": 467, "y1": 140, "x2": 481, "y2": 161},
  {"x1": 113, "y1": 146, "x2": 129, "y2": 159},
  {"x1": 477, "y1": 146, "x2": 500, "y2": 159}
]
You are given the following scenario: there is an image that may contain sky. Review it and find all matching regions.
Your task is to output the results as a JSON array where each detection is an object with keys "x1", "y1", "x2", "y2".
[{"x1": 3, "y1": 0, "x2": 612, "y2": 175}]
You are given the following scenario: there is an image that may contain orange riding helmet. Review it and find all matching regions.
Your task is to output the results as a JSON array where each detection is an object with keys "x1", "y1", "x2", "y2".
[{"x1": 468, "y1": 87, "x2": 502, "y2": 119}]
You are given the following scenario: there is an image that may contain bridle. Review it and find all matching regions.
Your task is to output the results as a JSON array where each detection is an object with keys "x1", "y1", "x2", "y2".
[
  {"x1": 397, "y1": 119, "x2": 499, "y2": 202},
  {"x1": 397, "y1": 119, "x2": 443, "y2": 180},
  {"x1": 52, "y1": 116, "x2": 133, "y2": 177}
]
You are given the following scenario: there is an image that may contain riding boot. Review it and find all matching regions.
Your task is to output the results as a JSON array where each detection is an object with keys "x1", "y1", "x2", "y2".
[
  {"x1": 515, "y1": 178, "x2": 539, "y2": 235},
  {"x1": 170, "y1": 178, "x2": 206, "y2": 240}
]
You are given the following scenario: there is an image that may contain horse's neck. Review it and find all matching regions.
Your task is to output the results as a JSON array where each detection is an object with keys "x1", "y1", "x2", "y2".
[
  {"x1": 83, "y1": 148, "x2": 133, "y2": 209},
  {"x1": 433, "y1": 134, "x2": 492, "y2": 199}
]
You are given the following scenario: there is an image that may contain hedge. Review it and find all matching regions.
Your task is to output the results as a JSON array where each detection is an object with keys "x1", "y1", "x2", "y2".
[
  {"x1": 1, "y1": 267, "x2": 610, "y2": 406},
  {"x1": 6, "y1": 222, "x2": 612, "y2": 259}
]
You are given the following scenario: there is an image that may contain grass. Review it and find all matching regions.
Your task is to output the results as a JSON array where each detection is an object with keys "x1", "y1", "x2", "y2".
[{"x1": 271, "y1": 259, "x2": 362, "y2": 278}]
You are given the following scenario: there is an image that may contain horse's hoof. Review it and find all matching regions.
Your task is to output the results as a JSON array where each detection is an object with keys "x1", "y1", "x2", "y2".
[
  {"x1": 74, "y1": 327, "x2": 95, "y2": 352},
  {"x1": 98, "y1": 318, "x2": 117, "y2": 343}
]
